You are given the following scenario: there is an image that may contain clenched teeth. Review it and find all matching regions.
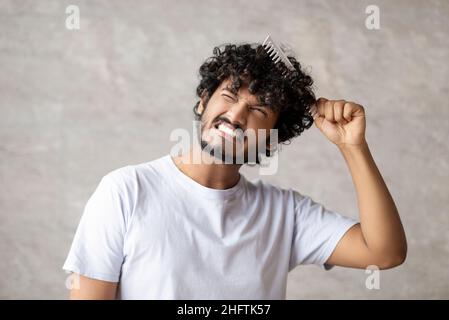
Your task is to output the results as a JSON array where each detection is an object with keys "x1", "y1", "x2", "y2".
[{"x1": 218, "y1": 123, "x2": 236, "y2": 137}]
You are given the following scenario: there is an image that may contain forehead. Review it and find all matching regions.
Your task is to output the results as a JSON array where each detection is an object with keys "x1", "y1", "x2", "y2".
[
  {"x1": 218, "y1": 79, "x2": 279, "y2": 120},
  {"x1": 219, "y1": 79, "x2": 259, "y2": 102}
]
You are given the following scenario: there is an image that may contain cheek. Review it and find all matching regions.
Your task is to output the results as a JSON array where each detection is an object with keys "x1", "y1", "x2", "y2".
[
  {"x1": 201, "y1": 103, "x2": 223, "y2": 125},
  {"x1": 248, "y1": 124, "x2": 274, "y2": 147},
  {"x1": 247, "y1": 116, "x2": 273, "y2": 132}
]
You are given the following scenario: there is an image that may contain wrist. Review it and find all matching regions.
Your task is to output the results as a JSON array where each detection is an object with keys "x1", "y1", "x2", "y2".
[{"x1": 337, "y1": 140, "x2": 369, "y2": 154}]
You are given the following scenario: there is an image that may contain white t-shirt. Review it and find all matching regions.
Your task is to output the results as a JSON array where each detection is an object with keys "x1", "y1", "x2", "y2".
[{"x1": 63, "y1": 154, "x2": 358, "y2": 299}]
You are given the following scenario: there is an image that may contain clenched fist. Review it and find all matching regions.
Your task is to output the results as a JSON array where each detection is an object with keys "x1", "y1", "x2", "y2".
[{"x1": 310, "y1": 98, "x2": 367, "y2": 148}]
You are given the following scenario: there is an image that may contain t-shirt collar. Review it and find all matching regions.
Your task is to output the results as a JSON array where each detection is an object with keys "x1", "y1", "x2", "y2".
[{"x1": 165, "y1": 154, "x2": 246, "y2": 201}]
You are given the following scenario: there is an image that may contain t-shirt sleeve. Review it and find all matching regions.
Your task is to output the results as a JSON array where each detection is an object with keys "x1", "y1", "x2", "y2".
[
  {"x1": 289, "y1": 190, "x2": 359, "y2": 272},
  {"x1": 62, "y1": 174, "x2": 128, "y2": 282}
]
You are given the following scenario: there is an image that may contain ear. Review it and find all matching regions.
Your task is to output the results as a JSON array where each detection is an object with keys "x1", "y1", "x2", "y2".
[
  {"x1": 197, "y1": 90, "x2": 207, "y2": 115},
  {"x1": 197, "y1": 100, "x2": 204, "y2": 115}
]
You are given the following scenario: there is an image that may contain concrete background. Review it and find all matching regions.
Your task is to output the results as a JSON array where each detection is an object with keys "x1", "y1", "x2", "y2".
[{"x1": 0, "y1": 0, "x2": 448, "y2": 299}]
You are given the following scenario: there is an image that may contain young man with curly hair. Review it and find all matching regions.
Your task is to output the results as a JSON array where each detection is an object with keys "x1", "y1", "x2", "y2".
[{"x1": 63, "y1": 43, "x2": 407, "y2": 299}]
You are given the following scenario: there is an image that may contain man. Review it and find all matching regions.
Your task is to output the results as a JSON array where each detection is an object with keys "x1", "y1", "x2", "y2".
[{"x1": 63, "y1": 43, "x2": 407, "y2": 299}]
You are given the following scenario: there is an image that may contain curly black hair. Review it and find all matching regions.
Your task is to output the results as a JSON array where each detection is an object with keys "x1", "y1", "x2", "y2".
[{"x1": 193, "y1": 42, "x2": 316, "y2": 146}]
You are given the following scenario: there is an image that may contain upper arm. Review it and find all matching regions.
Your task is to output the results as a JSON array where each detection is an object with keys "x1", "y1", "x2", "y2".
[
  {"x1": 69, "y1": 273, "x2": 118, "y2": 300},
  {"x1": 325, "y1": 223, "x2": 403, "y2": 270},
  {"x1": 63, "y1": 174, "x2": 129, "y2": 289}
]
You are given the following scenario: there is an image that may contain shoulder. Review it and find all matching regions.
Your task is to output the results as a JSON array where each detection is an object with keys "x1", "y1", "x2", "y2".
[
  {"x1": 86, "y1": 156, "x2": 168, "y2": 226},
  {"x1": 102, "y1": 157, "x2": 165, "y2": 187},
  {"x1": 100, "y1": 155, "x2": 168, "y2": 195}
]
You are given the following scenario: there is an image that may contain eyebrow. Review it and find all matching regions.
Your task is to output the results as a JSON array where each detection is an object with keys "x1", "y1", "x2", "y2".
[{"x1": 221, "y1": 86, "x2": 268, "y2": 108}]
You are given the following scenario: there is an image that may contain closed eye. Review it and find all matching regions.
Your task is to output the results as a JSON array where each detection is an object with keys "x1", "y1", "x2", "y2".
[
  {"x1": 250, "y1": 107, "x2": 267, "y2": 116},
  {"x1": 222, "y1": 94, "x2": 236, "y2": 102},
  {"x1": 222, "y1": 91, "x2": 268, "y2": 116}
]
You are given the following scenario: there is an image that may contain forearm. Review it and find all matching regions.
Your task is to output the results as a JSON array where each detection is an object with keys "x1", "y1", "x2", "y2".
[{"x1": 338, "y1": 141, "x2": 407, "y2": 261}]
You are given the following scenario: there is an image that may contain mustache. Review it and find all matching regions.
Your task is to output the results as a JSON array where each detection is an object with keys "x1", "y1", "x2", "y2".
[{"x1": 212, "y1": 116, "x2": 243, "y2": 130}]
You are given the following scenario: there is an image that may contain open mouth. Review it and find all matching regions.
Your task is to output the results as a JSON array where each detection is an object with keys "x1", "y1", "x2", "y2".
[
  {"x1": 212, "y1": 121, "x2": 246, "y2": 144},
  {"x1": 214, "y1": 121, "x2": 238, "y2": 138}
]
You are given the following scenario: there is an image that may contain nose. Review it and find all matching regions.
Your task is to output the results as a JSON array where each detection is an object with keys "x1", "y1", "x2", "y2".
[{"x1": 226, "y1": 103, "x2": 248, "y2": 129}]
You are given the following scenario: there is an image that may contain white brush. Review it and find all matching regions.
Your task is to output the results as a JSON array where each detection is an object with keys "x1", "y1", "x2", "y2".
[
  {"x1": 262, "y1": 35, "x2": 296, "y2": 74},
  {"x1": 262, "y1": 34, "x2": 317, "y2": 119}
]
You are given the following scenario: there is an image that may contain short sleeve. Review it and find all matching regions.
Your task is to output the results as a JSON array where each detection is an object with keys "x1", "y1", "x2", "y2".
[
  {"x1": 289, "y1": 191, "x2": 359, "y2": 272},
  {"x1": 62, "y1": 175, "x2": 128, "y2": 282}
]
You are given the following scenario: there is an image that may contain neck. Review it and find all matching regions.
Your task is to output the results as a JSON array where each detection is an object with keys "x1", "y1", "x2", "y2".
[{"x1": 171, "y1": 145, "x2": 242, "y2": 190}]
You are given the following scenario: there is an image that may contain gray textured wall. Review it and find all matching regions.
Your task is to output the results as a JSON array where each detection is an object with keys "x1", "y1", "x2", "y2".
[{"x1": 1, "y1": 0, "x2": 448, "y2": 299}]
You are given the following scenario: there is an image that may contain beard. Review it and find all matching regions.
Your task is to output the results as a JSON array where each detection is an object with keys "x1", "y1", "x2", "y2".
[
  {"x1": 196, "y1": 118, "x2": 264, "y2": 165},
  {"x1": 200, "y1": 139, "x2": 245, "y2": 164}
]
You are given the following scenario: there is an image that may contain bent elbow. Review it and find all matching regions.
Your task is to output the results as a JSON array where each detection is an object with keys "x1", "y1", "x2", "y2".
[
  {"x1": 378, "y1": 237, "x2": 408, "y2": 270},
  {"x1": 378, "y1": 251, "x2": 407, "y2": 270}
]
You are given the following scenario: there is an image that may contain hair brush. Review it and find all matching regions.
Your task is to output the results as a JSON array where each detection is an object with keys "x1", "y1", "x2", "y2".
[
  {"x1": 261, "y1": 34, "x2": 318, "y2": 119},
  {"x1": 262, "y1": 35, "x2": 296, "y2": 75}
]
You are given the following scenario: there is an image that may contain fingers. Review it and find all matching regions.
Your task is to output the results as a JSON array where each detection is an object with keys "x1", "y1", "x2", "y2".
[
  {"x1": 310, "y1": 98, "x2": 325, "y2": 120},
  {"x1": 333, "y1": 100, "x2": 345, "y2": 123},
  {"x1": 343, "y1": 102, "x2": 354, "y2": 122},
  {"x1": 313, "y1": 98, "x2": 359, "y2": 124}
]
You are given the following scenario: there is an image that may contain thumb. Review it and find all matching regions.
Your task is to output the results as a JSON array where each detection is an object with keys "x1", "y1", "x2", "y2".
[
  {"x1": 309, "y1": 103, "x2": 323, "y2": 129},
  {"x1": 314, "y1": 113, "x2": 324, "y2": 129}
]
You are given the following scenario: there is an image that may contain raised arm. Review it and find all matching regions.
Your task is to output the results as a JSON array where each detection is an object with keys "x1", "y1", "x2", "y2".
[{"x1": 310, "y1": 98, "x2": 407, "y2": 269}]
